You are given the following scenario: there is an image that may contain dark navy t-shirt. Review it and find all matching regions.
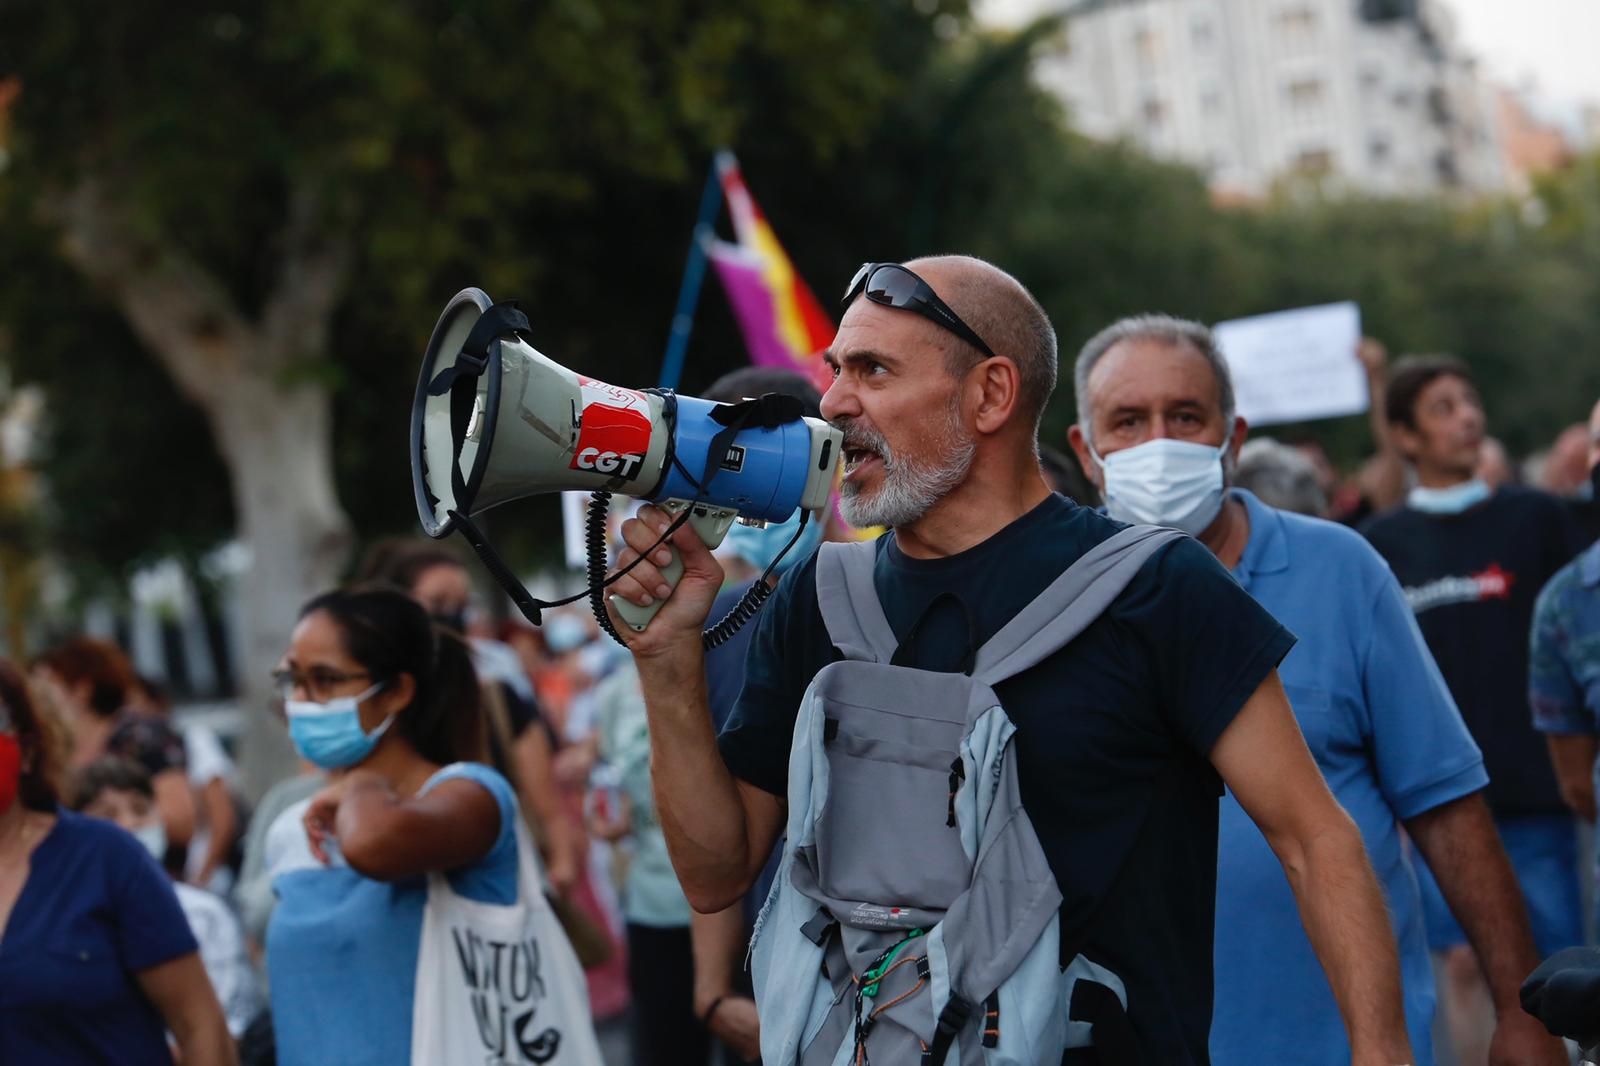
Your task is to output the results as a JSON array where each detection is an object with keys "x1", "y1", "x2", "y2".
[
  {"x1": 0, "y1": 809, "x2": 198, "y2": 1065},
  {"x1": 1362, "y1": 487, "x2": 1582, "y2": 816},
  {"x1": 719, "y1": 494, "x2": 1294, "y2": 1064}
]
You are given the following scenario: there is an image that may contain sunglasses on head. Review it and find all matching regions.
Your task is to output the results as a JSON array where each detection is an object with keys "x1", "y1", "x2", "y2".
[{"x1": 842, "y1": 262, "x2": 997, "y2": 360}]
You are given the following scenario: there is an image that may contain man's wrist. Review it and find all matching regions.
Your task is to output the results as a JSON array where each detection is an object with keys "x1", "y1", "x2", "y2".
[
  {"x1": 694, "y1": 986, "x2": 734, "y2": 1018},
  {"x1": 633, "y1": 639, "x2": 709, "y2": 702},
  {"x1": 631, "y1": 630, "x2": 705, "y2": 670}
]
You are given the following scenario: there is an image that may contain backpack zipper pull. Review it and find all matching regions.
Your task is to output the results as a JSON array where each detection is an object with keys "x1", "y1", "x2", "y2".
[{"x1": 947, "y1": 758, "x2": 965, "y2": 828}]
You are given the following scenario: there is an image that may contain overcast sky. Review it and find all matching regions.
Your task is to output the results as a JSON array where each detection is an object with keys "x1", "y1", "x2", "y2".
[{"x1": 1447, "y1": 0, "x2": 1600, "y2": 110}]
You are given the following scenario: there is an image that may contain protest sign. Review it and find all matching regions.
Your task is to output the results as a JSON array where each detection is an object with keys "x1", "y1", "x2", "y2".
[{"x1": 1214, "y1": 302, "x2": 1367, "y2": 426}]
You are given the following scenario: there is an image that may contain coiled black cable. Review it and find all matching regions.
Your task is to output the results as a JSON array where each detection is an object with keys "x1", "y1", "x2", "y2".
[
  {"x1": 703, "y1": 581, "x2": 774, "y2": 650},
  {"x1": 586, "y1": 490, "x2": 626, "y2": 646},
  {"x1": 585, "y1": 496, "x2": 811, "y2": 650}
]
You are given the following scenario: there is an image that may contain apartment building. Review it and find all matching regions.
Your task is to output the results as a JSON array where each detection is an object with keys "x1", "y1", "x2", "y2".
[{"x1": 1029, "y1": 0, "x2": 1506, "y2": 196}]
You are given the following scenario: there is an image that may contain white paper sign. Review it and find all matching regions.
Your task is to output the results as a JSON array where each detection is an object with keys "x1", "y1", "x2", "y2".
[
  {"x1": 560, "y1": 491, "x2": 591, "y2": 571},
  {"x1": 1213, "y1": 302, "x2": 1368, "y2": 426}
]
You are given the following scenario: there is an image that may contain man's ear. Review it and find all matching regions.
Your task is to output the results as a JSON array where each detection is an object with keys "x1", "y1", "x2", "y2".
[
  {"x1": 971, "y1": 357, "x2": 1021, "y2": 436},
  {"x1": 1389, "y1": 421, "x2": 1420, "y2": 462},
  {"x1": 1067, "y1": 425, "x2": 1105, "y2": 492},
  {"x1": 1229, "y1": 415, "x2": 1249, "y2": 459}
]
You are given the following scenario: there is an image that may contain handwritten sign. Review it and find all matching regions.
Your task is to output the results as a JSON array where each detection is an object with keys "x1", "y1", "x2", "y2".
[{"x1": 1213, "y1": 302, "x2": 1367, "y2": 426}]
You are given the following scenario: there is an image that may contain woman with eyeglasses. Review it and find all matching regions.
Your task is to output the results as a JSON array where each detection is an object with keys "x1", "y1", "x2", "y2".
[
  {"x1": 262, "y1": 585, "x2": 521, "y2": 1066},
  {"x1": 0, "y1": 657, "x2": 235, "y2": 1065}
]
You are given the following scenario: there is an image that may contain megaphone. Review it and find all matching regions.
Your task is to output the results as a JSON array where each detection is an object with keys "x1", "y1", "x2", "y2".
[{"x1": 410, "y1": 287, "x2": 843, "y2": 638}]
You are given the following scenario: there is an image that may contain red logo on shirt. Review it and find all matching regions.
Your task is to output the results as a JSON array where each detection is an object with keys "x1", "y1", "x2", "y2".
[
  {"x1": 1404, "y1": 563, "x2": 1517, "y2": 614},
  {"x1": 1473, "y1": 564, "x2": 1514, "y2": 600}
]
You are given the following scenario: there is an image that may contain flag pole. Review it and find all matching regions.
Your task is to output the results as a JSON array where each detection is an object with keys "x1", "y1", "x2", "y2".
[{"x1": 657, "y1": 154, "x2": 727, "y2": 389}]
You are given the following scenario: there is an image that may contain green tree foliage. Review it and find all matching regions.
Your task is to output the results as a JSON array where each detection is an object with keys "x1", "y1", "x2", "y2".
[
  {"x1": 0, "y1": 239, "x2": 235, "y2": 584},
  {"x1": 4, "y1": 0, "x2": 1600, "y2": 592}
]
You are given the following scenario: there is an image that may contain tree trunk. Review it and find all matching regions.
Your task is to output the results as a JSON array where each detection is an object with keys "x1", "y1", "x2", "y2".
[
  {"x1": 212, "y1": 380, "x2": 352, "y2": 799},
  {"x1": 46, "y1": 178, "x2": 354, "y2": 800}
]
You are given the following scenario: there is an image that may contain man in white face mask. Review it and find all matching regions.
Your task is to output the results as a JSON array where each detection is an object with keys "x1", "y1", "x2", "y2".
[
  {"x1": 1068, "y1": 315, "x2": 1564, "y2": 1066},
  {"x1": 611, "y1": 257, "x2": 1417, "y2": 1065}
]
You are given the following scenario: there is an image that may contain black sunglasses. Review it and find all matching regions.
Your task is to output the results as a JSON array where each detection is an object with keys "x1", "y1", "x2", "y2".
[{"x1": 842, "y1": 263, "x2": 997, "y2": 360}]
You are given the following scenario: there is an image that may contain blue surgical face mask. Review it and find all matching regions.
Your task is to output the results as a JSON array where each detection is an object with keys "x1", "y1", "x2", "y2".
[
  {"x1": 724, "y1": 508, "x2": 824, "y2": 576},
  {"x1": 285, "y1": 681, "x2": 393, "y2": 770},
  {"x1": 1408, "y1": 478, "x2": 1491, "y2": 515}
]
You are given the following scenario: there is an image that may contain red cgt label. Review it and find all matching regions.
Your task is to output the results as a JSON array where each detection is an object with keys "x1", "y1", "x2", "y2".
[{"x1": 572, "y1": 377, "x2": 653, "y2": 481}]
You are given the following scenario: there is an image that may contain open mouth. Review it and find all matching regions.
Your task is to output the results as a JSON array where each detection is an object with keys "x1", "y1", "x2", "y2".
[{"x1": 843, "y1": 444, "x2": 883, "y2": 480}]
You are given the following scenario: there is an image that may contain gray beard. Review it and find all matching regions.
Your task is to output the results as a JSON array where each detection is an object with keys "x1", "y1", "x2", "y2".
[{"x1": 839, "y1": 401, "x2": 976, "y2": 529}]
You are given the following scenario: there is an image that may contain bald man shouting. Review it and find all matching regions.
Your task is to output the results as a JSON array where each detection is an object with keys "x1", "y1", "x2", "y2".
[{"x1": 606, "y1": 257, "x2": 1412, "y2": 1065}]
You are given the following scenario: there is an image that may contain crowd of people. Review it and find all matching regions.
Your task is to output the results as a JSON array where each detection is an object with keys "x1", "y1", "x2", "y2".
[{"x1": 2, "y1": 254, "x2": 1600, "y2": 1065}]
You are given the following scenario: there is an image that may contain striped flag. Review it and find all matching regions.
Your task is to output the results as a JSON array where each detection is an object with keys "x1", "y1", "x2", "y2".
[{"x1": 704, "y1": 152, "x2": 835, "y2": 389}]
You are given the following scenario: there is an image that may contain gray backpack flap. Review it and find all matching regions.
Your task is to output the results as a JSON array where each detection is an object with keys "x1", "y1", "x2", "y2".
[{"x1": 751, "y1": 524, "x2": 1183, "y2": 1066}]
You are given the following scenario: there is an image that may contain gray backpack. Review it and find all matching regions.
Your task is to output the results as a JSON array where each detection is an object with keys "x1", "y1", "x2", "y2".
[{"x1": 749, "y1": 525, "x2": 1185, "y2": 1066}]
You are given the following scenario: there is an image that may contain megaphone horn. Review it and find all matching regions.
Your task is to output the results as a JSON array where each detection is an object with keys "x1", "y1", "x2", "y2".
[{"x1": 410, "y1": 287, "x2": 843, "y2": 642}]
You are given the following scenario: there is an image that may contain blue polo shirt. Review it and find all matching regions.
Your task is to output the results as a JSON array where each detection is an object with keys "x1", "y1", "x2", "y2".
[{"x1": 1211, "y1": 490, "x2": 1487, "y2": 1066}]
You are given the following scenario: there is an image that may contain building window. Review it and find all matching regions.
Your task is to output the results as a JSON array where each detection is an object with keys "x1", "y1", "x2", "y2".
[
  {"x1": 1294, "y1": 147, "x2": 1334, "y2": 174},
  {"x1": 1201, "y1": 87, "x2": 1223, "y2": 115},
  {"x1": 1192, "y1": 17, "x2": 1214, "y2": 49},
  {"x1": 1435, "y1": 150, "x2": 1461, "y2": 186},
  {"x1": 1276, "y1": 6, "x2": 1318, "y2": 43},
  {"x1": 1133, "y1": 26, "x2": 1163, "y2": 65},
  {"x1": 1287, "y1": 78, "x2": 1325, "y2": 111},
  {"x1": 1143, "y1": 97, "x2": 1169, "y2": 127},
  {"x1": 1368, "y1": 135, "x2": 1392, "y2": 165},
  {"x1": 1360, "y1": 67, "x2": 1382, "y2": 91}
]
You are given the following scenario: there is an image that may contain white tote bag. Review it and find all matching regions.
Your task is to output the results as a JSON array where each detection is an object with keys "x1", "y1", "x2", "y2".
[{"x1": 412, "y1": 815, "x2": 604, "y2": 1066}]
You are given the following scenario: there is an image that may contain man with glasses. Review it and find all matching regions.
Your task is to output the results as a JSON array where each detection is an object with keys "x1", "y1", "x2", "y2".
[{"x1": 608, "y1": 257, "x2": 1413, "y2": 1063}]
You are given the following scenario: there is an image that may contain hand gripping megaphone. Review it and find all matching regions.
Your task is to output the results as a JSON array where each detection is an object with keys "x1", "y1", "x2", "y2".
[{"x1": 410, "y1": 288, "x2": 843, "y2": 643}]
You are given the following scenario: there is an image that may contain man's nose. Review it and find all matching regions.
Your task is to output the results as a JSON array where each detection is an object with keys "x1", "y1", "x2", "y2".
[{"x1": 820, "y1": 376, "x2": 857, "y2": 422}]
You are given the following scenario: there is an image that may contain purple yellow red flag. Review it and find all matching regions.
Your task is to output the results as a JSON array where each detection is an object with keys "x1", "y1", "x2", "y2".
[{"x1": 703, "y1": 152, "x2": 835, "y2": 391}]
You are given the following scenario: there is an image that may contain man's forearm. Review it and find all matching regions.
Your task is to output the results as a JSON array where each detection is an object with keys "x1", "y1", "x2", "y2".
[
  {"x1": 637, "y1": 643, "x2": 757, "y2": 910},
  {"x1": 1280, "y1": 814, "x2": 1412, "y2": 1063},
  {"x1": 1548, "y1": 735, "x2": 1599, "y2": 822},
  {"x1": 691, "y1": 904, "x2": 750, "y2": 1014},
  {"x1": 1406, "y1": 793, "x2": 1541, "y2": 1013}
]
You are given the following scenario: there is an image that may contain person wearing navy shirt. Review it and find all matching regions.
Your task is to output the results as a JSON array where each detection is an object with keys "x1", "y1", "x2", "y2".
[
  {"x1": 1361, "y1": 355, "x2": 1586, "y2": 1063},
  {"x1": 0, "y1": 657, "x2": 234, "y2": 1066},
  {"x1": 1067, "y1": 315, "x2": 1565, "y2": 1066},
  {"x1": 606, "y1": 256, "x2": 1414, "y2": 1064}
]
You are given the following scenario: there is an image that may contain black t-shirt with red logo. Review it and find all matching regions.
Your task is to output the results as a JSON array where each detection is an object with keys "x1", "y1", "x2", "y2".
[{"x1": 1362, "y1": 487, "x2": 1582, "y2": 816}]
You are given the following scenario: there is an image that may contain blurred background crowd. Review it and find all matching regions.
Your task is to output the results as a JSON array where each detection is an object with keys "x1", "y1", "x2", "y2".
[{"x1": 3, "y1": 0, "x2": 1600, "y2": 1064}]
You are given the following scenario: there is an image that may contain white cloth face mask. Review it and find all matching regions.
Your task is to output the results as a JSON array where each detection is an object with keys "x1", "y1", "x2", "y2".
[{"x1": 1091, "y1": 437, "x2": 1228, "y2": 535}]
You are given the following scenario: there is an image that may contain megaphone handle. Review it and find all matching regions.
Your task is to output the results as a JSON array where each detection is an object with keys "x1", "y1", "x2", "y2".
[{"x1": 610, "y1": 500, "x2": 738, "y2": 633}]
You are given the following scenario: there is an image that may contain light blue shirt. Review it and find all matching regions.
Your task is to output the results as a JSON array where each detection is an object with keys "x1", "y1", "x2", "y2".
[
  {"x1": 1211, "y1": 490, "x2": 1487, "y2": 1066},
  {"x1": 595, "y1": 662, "x2": 694, "y2": 928},
  {"x1": 265, "y1": 763, "x2": 519, "y2": 1066}
]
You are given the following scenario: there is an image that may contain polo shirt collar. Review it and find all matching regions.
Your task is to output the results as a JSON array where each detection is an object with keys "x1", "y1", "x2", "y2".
[
  {"x1": 1580, "y1": 541, "x2": 1600, "y2": 588},
  {"x1": 1230, "y1": 488, "x2": 1289, "y2": 584}
]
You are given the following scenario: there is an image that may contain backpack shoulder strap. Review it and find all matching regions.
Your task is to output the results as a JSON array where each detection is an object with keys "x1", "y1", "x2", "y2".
[
  {"x1": 973, "y1": 525, "x2": 1187, "y2": 685},
  {"x1": 815, "y1": 540, "x2": 899, "y2": 663}
]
